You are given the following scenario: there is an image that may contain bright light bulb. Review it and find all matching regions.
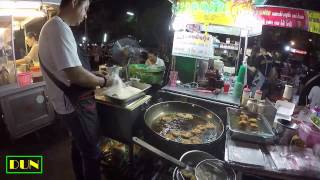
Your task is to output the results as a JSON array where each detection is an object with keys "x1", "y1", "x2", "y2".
[
  {"x1": 126, "y1": 11, "x2": 134, "y2": 16},
  {"x1": 0, "y1": 9, "x2": 45, "y2": 17},
  {"x1": 290, "y1": 41, "x2": 295, "y2": 46},
  {"x1": 285, "y1": 46, "x2": 290, "y2": 51},
  {"x1": 0, "y1": 1, "x2": 41, "y2": 9}
]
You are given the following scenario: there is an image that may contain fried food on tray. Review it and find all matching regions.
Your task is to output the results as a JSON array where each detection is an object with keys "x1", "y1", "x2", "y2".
[
  {"x1": 248, "y1": 118, "x2": 257, "y2": 123},
  {"x1": 240, "y1": 114, "x2": 248, "y2": 119},
  {"x1": 238, "y1": 120, "x2": 248, "y2": 129},
  {"x1": 249, "y1": 123, "x2": 259, "y2": 131}
]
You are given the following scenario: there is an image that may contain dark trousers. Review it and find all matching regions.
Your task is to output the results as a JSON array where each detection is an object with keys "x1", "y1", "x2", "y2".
[{"x1": 57, "y1": 111, "x2": 101, "y2": 180}]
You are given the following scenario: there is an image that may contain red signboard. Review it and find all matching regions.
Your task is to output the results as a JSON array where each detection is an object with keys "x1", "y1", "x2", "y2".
[{"x1": 255, "y1": 6, "x2": 307, "y2": 30}]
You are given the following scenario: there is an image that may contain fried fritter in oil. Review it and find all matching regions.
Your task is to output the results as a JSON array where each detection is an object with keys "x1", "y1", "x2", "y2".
[
  {"x1": 181, "y1": 131, "x2": 193, "y2": 139},
  {"x1": 176, "y1": 113, "x2": 194, "y2": 120}
]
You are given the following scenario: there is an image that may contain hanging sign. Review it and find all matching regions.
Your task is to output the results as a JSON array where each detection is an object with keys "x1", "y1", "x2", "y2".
[
  {"x1": 172, "y1": 31, "x2": 214, "y2": 60},
  {"x1": 175, "y1": 0, "x2": 253, "y2": 26},
  {"x1": 308, "y1": 11, "x2": 320, "y2": 34},
  {"x1": 255, "y1": 6, "x2": 307, "y2": 30}
]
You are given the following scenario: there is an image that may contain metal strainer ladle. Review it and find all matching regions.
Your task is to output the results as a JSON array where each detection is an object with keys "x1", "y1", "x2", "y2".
[{"x1": 195, "y1": 159, "x2": 235, "y2": 180}]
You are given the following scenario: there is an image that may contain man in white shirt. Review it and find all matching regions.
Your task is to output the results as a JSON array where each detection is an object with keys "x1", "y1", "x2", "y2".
[
  {"x1": 145, "y1": 50, "x2": 165, "y2": 67},
  {"x1": 308, "y1": 86, "x2": 320, "y2": 108},
  {"x1": 38, "y1": 0, "x2": 108, "y2": 179}
]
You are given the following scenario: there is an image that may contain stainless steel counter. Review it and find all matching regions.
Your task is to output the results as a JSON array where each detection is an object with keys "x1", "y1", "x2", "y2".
[
  {"x1": 0, "y1": 82, "x2": 54, "y2": 139},
  {"x1": 161, "y1": 86, "x2": 240, "y2": 107},
  {"x1": 225, "y1": 131, "x2": 320, "y2": 180}
]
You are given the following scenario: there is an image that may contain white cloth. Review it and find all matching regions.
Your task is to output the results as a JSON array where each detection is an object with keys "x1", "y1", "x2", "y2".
[
  {"x1": 155, "y1": 57, "x2": 165, "y2": 67},
  {"x1": 39, "y1": 16, "x2": 82, "y2": 115},
  {"x1": 308, "y1": 86, "x2": 320, "y2": 108}
]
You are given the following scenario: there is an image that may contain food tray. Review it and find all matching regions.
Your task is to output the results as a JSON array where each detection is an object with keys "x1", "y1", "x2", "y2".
[
  {"x1": 105, "y1": 81, "x2": 151, "y2": 106},
  {"x1": 227, "y1": 107, "x2": 275, "y2": 144}
]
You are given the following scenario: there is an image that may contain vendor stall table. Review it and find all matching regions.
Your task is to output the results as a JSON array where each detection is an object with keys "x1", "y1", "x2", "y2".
[
  {"x1": 225, "y1": 131, "x2": 320, "y2": 180},
  {"x1": 0, "y1": 82, "x2": 55, "y2": 139},
  {"x1": 161, "y1": 85, "x2": 240, "y2": 107},
  {"x1": 95, "y1": 89, "x2": 151, "y2": 164}
]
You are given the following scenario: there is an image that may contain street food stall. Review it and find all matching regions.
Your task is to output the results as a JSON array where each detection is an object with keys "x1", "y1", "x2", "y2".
[
  {"x1": 0, "y1": 0, "x2": 59, "y2": 139},
  {"x1": 125, "y1": 0, "x2": 320, "y2": 179}
]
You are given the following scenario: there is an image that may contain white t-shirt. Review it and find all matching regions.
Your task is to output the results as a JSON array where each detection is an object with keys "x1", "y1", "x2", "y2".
[
  {"x1": 39, "y1": 16, "x2": 82, "y2": 115},
  {"x1": 155, "y1": 57, "x2": 165, "y2": 67},
  {"x1": 308, "y1": 86, "x2": 320, "y2": 108}
]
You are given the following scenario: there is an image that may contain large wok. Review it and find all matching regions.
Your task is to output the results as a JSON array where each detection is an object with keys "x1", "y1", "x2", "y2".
[{"x1": 143, "y1": 101, "x2": 225, "y2": 158}]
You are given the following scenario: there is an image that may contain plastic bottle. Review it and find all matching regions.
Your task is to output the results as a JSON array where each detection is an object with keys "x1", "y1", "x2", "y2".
[
  {"x1": 237, "y1": 57, "x2": 247, "y2": 84},
  {"x1": 254, "y1": 90, "x2": 263, "y2": 100},
  {"x1": 241, "y1": 87, "x2": 251, "y2": 106}
]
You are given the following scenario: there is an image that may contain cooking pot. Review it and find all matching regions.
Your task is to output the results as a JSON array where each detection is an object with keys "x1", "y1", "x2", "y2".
[{"x1": 143, "y1": 101, "x2": 225, "y2": 158}]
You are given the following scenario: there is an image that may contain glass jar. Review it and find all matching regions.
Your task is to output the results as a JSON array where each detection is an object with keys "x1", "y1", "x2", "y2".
[
  {"x1": 254, "y1": 90, "x2": 263, "y2": 100},
  {"x1": 257, "y1": 100, "x2": 265, "y2": 114},
  {"x1": 247, "y1": 98, "x2": 257, "y2": 113}
]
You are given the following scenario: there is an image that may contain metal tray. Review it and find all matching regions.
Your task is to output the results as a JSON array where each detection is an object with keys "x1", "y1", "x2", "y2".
[
  {"x1": 227, "y1": 107, "x2": 275, "y2": 144},
  {"x1": 106, "y1": 81, "x2": 151, "y2": 106}
]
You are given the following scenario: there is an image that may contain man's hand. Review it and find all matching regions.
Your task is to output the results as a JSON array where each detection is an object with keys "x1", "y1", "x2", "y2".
[{"x1": 63, "y1": 66, "x2": 105, "y2": 88}]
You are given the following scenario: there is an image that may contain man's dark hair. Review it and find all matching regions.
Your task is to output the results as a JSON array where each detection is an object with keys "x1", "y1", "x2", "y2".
[
  {"x1": 60, "y1": 0, "x2": 88, "y2": 8},
  {"x1": 147, "y1": 48, "x2": 159, "y2": 56}
]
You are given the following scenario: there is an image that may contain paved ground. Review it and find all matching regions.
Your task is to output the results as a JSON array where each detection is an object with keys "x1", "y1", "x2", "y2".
[{"x1": 0, "y1": 123, "x2": 76, "y2": 180}]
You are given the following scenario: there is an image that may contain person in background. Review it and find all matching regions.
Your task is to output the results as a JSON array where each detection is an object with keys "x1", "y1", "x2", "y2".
[
  {"x1": 145, "y1": 49, "x2": 165, "y2": 67},
  {"x1": 16, "y1": 32, "x2": 39, "y2": 66},
  {"x1": 247, "y1": 48, "x2": 274, "y2": 97},
  {"x1": 308, "y1": 85, "x2": 320, "y2": 108}
]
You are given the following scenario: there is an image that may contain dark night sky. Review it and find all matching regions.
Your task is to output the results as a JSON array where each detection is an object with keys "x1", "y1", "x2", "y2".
[
  {"x1": 74, "y1": 0, "x2": 172, "y2": 48},
  {"x1": 71, "y1": 0, "x2": 320, "y2": 50}
]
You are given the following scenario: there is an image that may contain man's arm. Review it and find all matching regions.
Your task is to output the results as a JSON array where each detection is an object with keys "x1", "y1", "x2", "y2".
[{"x1": 63, "y1": 66, "x2": 105, "y2": 88}]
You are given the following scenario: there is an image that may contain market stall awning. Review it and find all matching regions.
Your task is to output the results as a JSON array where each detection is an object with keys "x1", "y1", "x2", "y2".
[{"x1": 172, "y1": 1, "x2": 320, "y2": 35}]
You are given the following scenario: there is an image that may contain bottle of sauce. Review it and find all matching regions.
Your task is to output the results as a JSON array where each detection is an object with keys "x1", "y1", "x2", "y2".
[
  {"x1": 254, "y1": 90, "x2": 263, "y2": 100},
  {"x1": 241, "y1": 87, "x2": 251, "y2": 106}
]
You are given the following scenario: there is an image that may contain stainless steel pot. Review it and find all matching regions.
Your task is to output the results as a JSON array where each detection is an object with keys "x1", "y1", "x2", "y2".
[
  {"x1": 144, "y1": 101, "x2": 224, "y2": 144},
  {"x1": 143, "y1": 101, "x2": 225, "y2": 158}
]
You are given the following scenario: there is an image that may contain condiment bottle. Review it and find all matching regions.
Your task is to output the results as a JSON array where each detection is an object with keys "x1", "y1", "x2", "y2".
[
  {"x1": 247, "y1": 98, "x2": 257, "y2": 113},
  {"x1": 257, "y1": 100, "x2": 265, "y2": 114},
  {"x1": 254, "y1": 90, "x2": 263, "y2": 100},
  {"x1": 241, "y1": 87, "x2": 251, "y2": 106}
]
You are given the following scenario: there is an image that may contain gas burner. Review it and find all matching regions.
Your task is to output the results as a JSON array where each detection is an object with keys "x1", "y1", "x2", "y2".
[{"x1": 100, "y1": 139, "x2": 174, "y2": 180}]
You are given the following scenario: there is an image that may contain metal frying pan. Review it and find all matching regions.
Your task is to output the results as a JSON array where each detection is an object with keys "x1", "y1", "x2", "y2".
[{"x1": 144, "y1": 101, "x2": 225, "y2": 145}]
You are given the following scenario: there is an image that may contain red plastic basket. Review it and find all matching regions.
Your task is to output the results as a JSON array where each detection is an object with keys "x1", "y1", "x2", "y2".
[{"x1": 17, "y1": 72, "x2": 32, "y2": 87}]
